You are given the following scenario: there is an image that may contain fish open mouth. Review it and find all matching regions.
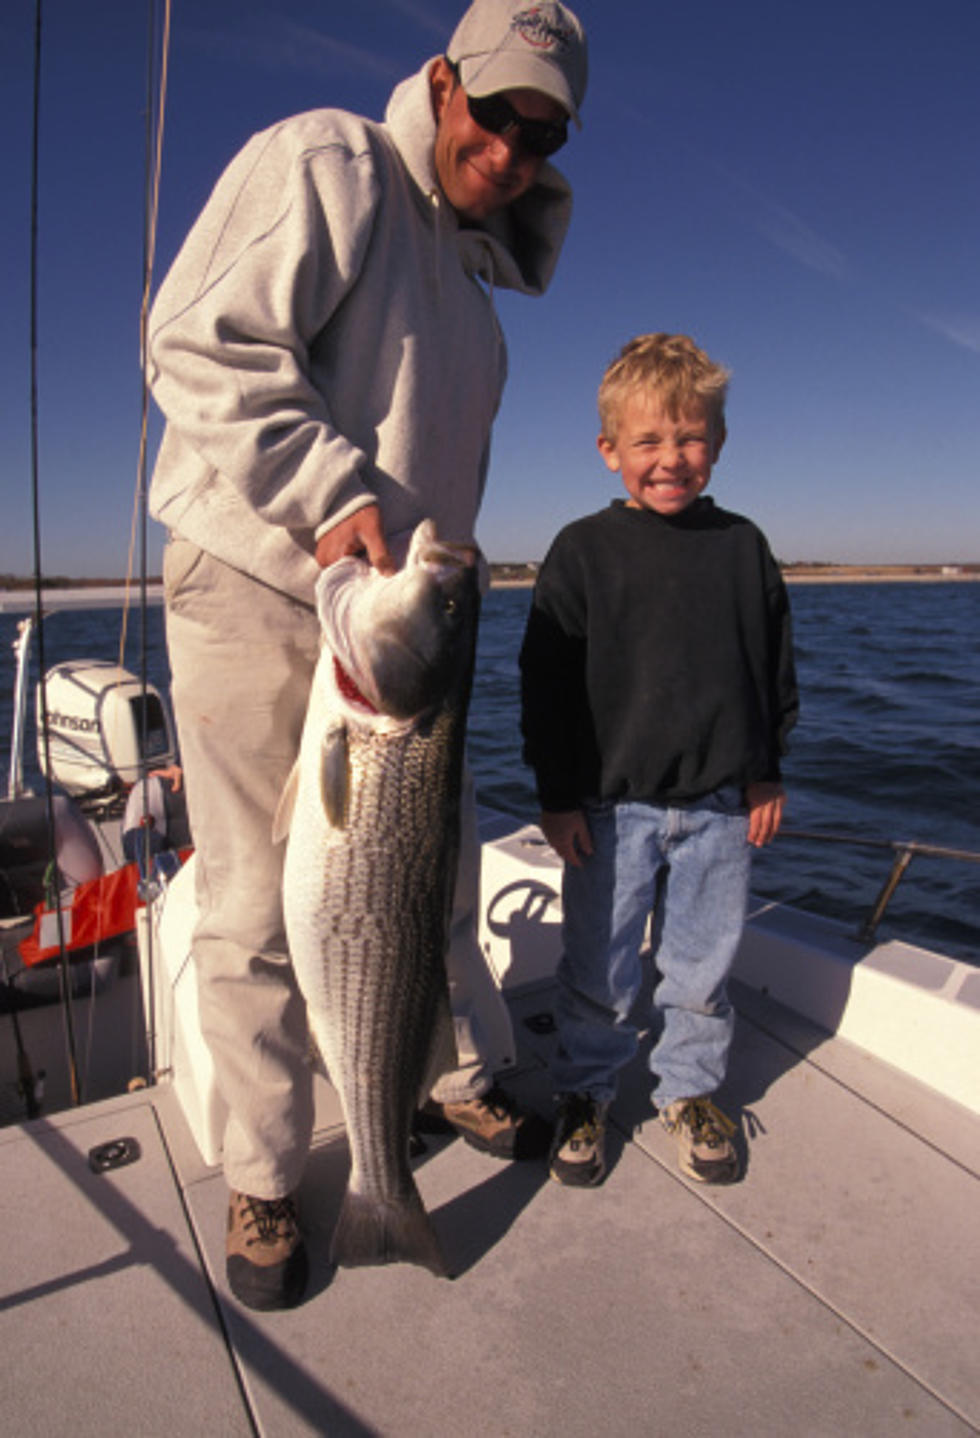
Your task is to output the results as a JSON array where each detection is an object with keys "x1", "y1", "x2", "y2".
[{"x1": 333, "y1": 657, "x2": 378, "y2": 713}]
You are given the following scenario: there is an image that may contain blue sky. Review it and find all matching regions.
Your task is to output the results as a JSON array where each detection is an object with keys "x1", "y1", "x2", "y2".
[{"x1": 2, "y1": 0, "x2": 978, "y2": 576}]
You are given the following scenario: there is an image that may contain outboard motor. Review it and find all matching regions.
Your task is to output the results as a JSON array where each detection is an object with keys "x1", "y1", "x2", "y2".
[
  {"x1": 37, "y1": 661, "x2": 177, "y2": 803},
  {"x1": 2, "y1": 645, "x2": 183, "y2": 1010}
]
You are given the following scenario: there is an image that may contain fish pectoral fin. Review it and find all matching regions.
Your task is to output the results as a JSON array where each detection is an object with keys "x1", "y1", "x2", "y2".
[
  {"x1": 271, "y1": 759, "x2": 302, "y2": 844},
  {"x1": 320, "y1": 722, "x2": 350, "y2": 828}
]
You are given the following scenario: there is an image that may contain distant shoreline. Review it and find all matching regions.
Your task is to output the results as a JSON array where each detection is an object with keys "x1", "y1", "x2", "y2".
[
  {"x1": 781, "y1": 571, "x2": 979, "y2": 585},
  {"x1": 1, "y1": 567, "x2": 977, "y2": 612},
  {"x1": 492, "y1": 567, "x2": 979, "y2": 589}
]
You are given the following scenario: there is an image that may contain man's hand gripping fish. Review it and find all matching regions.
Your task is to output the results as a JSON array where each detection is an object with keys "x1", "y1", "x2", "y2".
[{"x1": 274, "y1": 521, "x2": 480, "y2": 1277}]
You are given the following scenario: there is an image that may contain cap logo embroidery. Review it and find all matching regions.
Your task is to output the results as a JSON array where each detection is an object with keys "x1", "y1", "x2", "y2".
[{"x1": 512, "y1": 6, "x2": 575, "y2": 53}]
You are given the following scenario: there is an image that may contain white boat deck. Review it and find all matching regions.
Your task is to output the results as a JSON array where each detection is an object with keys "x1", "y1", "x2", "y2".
[{"x1": 2, "y1": 966, "x2": 978, "y2": 1437}]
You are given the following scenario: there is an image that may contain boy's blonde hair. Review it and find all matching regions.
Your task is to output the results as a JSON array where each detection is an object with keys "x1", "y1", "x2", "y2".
[{"x1": 598, "y1": 333, "x2": 730, "y2": 445}]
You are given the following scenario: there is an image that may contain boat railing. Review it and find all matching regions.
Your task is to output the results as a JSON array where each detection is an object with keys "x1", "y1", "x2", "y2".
[{"x1": 777, "y1": 828, "x2": 980, "y2": 944}]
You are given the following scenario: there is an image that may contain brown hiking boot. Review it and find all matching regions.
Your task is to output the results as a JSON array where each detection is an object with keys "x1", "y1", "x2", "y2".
[
  {"x1": 420, "y1": 1084, "x2": 552, "y2": 1160},
  {"x1": 660, "y1": 1097, "x2": 739, "y2": 1184},
  {"x1": 226, "y1": 1191, "x2": 308, "y2": 1310}
]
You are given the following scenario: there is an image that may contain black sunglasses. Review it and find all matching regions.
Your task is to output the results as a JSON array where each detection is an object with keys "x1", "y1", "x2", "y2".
[{"x1": 449, "y1": 64, "x2": 568, "y2": 158}]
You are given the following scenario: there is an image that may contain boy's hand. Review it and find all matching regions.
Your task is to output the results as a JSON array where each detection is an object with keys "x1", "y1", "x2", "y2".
[
  {"x1": 150, "y1": 764, "x2": 183, "y2": 793},
  {"x1": 540, "y1": 809, "x2": 593, "y2": 867},
  {"x1": 745, "y1": 782, "x2": 785, "y2": 847}
]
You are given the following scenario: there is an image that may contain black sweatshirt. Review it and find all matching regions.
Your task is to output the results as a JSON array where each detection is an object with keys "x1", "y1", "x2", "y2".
[{"x1": 519, "y1": 498, "x2": 799, "y2": 812}]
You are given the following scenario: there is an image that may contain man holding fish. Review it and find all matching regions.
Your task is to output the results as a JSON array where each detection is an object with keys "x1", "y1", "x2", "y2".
[{"x1": 148, "y1": 1, "x2": 587, "y2": 1310}]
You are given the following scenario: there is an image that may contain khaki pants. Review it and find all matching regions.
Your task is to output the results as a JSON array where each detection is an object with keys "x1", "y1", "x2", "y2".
[{"x1": 164, "y1": 539, "x2": 492, "y2": 1198}]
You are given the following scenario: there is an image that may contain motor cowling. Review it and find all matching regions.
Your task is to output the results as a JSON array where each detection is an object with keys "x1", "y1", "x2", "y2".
[{"x1": 37, "y1": 661, "x2": 177, "y2": 798}]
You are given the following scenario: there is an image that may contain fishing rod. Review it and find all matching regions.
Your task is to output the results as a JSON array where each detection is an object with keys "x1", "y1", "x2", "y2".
[
  {"x1": 28, "y1": 0, "x2": 83, "y2": 1108},
  {"x1": 2, "y1": 964, "x2": 43, "y2": 1121},
  {"x1": 118, "y1": 0, "x2": 173, "y2": 1086}
]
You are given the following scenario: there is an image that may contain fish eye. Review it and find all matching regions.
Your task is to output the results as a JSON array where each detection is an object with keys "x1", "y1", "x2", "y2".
[{"x1": 444, "y1": 598, "x2": 457, "y2": 614}]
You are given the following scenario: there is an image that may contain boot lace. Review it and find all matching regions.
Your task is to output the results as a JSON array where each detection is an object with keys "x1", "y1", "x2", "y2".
[
  {"x1": 478, "y1": 1084, "x2": 520, "y2": 1120},
  {"x1": 240, "y1": 1196, "x2": 297, "y2": 1246}
]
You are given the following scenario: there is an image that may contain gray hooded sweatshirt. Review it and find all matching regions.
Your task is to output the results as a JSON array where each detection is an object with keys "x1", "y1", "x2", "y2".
[{"x1": 147, "y1": 62, "x2": 573, "y2": 602}]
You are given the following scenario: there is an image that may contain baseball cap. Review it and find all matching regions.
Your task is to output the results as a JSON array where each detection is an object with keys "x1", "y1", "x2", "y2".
[{"x1": 446, "y1": 1, "x2": 588, "y2": 126}]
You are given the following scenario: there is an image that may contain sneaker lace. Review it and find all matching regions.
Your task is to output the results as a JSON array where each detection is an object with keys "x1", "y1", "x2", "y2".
[
  {"x1": 561, "y1": 1093, "x2": 600, "y2": 1144},
  {"x1": 678, "y1": 1097, "x2": 736, "y2": 1147},
  {"x1": 241, "y1": 1196, "x2": 296, "y2": 1245}
]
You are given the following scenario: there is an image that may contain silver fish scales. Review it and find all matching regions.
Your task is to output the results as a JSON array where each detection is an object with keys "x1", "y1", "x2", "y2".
[{"x1": 276, "y1": 522, "x2": 479, "y2": 1276}]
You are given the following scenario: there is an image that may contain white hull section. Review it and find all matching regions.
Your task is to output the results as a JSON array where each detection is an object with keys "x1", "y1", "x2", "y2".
[{"x1": 138, "y1": 813, "x2": 979, "y2": 1174}]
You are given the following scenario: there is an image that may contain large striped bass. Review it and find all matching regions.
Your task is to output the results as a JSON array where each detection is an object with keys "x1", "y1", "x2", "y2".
[{"x1": 274, "y1": 521, "x2": 480, "y2": 1277}]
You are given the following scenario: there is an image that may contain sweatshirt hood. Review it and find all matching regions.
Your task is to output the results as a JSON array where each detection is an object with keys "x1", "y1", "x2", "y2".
[{"x1": 384, "y1": 60, "x2": 573, "y2": 297}]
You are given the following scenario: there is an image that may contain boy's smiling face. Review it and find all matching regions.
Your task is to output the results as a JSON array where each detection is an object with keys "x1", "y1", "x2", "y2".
[{"x1": 598, "y1": 390, "x2": 723, "y2": 517}]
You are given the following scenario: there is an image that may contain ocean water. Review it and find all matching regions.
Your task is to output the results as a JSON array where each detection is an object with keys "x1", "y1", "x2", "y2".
[
  {"x1": 471, "y1": 582, "x2": 980, "y2": 965},
  {"x1": 2, "y1": 582, "x2": 978, "y2": 964}
]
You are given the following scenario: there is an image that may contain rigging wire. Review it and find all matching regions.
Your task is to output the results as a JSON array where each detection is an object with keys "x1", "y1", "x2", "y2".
[
  {"x1": 119, "y1": 0, "x2": 171, "y2": 669},
  {"x1": 19, "y1": 0, "x2": 173, "y2": 1112},
  {"x1": 29, "y1": 0, "x2": 83, "y2": 1107},
  {"x1": 125, "y1": 0, "x2": 173, "y2": 1086}
]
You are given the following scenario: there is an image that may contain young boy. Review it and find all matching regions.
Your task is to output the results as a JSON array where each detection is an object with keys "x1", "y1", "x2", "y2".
[{"x1": 519, "y1": 333, "x2": 798, "y2": 1187}]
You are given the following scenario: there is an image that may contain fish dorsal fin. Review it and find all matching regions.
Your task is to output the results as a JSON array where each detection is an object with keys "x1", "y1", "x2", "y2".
[
  {"x1": 321, "y1": 721, "x2": 350, "y2": 829},
  {"x1": 271, "y1": 759, "x2": 302, "y2": 844}
]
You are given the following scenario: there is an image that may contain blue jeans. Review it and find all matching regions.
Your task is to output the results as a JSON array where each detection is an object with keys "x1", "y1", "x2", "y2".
[{"x1": 552, "y1": 790, "x2": 751, "y2": 1108}]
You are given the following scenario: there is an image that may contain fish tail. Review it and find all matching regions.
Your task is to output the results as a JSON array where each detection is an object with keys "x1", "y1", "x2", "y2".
[{"x1": 330, "y1": 1188, "x2": 452, "y2": 1278}]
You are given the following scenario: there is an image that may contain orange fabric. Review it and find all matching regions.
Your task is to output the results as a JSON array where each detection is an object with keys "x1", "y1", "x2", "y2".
[{"x1": 19, "y1": 849, "x2": 192, "y2": 967}]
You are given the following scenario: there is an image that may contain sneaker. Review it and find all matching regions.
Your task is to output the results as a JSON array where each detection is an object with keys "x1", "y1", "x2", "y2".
[
  {"x1": 420, "y1": 1085, "x2": 552, "y2": 1160},
  {"x1": 226, "y1": 1191, "x2": 308, "y2": 1310},
  {"x1": 659, "y1": 1097, "x2": 739, "y2": 1184},
  {"x1": 549, "y1": 1093, "x2": 609, "y2": 1187}
]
